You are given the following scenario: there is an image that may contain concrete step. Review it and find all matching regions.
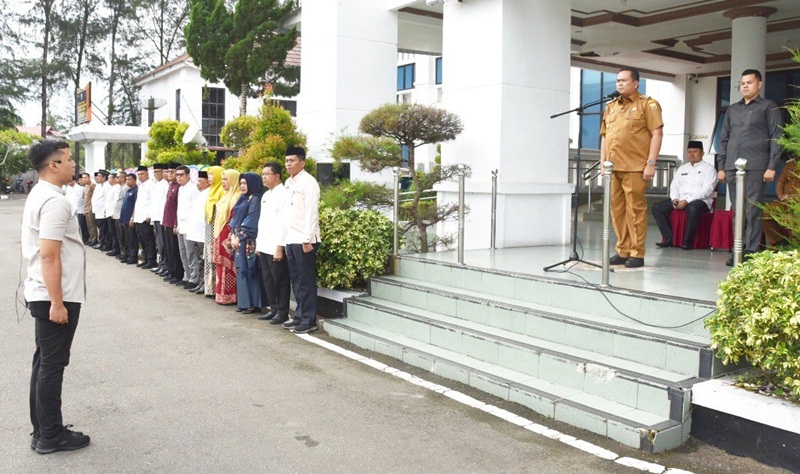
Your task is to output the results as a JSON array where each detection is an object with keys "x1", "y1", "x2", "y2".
[
  {"x1": 395, "y1": 257, "x2": 715, "y2": 337},
  {"x1": 369, "y1": 275, "x2": 717, "y2": 378},
  {"x1": 346, "y1": 297, "x2": 693, "y2": 423},
  {"x1": 323, "y1": 317, "x2": 689, "y2": 453}
]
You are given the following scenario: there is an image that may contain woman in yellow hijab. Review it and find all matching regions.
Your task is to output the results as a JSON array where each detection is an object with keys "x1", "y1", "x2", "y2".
[
  {"x1": 201, "y1": 166, "x2": 225, "y2": 297},
  {"x1": 212, "y1": 169, "x2": 241, "y2": 305}
]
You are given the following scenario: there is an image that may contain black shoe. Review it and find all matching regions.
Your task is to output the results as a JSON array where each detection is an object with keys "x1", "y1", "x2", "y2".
[
  {"x1": 126, "y1": 260, "x2": 138, "y2": 265},
  {"x1": 105, "y1": 250, "x2": 120, "y2": 256},
  {"x1": 624, "y1": 257, "x2": 644, "y2": 268},
  {"x1": 609, "y1": 254, "x2": 628, "y2": 265},
  {"x1": 655, "y1": 238, "x2": 673, "y2": 248},
  {"x1": 259, "y1": 310, "x2": 277, "y2": 321},
  {"x1": 119, "y1": 258, "x2": 130, "y2": 264},
  {"x1": 35, "y1": 425, "x2": 90, "y2": 454},
  {"x1": 292, "y1": 323, "x2": 318, "y2": 334},
  {"x1": 136, "y1": 262, "x2": 146, "y2": 267},
  {"x1": 86, "y1": 240, "x2": 97, "y2": 247},
  {"x1": 181, "y1": 281, "x2": 195, "y2": 289},
  {"x1": 141, "y1": 262, "x2": 158, "y2": 270},
  {"x1": 205, "y1": 294, "x2": 215, "y2": 298},
  {"x1": 282, "y1": 319, "x2": 301, "y2": 330},
  {"x1": 30, "y1": 431, "x2": 38, "y2": 450},
  {"x1": 192, "y1": 287, "x2": 205, "y2": 294},
  {"x1": 270, "y1": 314, "x2": 289, "y2": 325},
  {"x1": 681, "y1": 240, "x2": 694, "y2": 250},
  {"x1": 241, "y1": 308, "x2": 259, "y2": 314}
]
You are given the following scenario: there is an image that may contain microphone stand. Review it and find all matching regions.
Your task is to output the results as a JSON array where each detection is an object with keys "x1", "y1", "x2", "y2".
[{"x1": 544, "y1": 93, "x2": 618, "y2": 272}]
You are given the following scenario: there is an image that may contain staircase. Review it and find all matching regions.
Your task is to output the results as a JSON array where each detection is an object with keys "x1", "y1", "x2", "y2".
[{"x1": 323, "y1": 256, "x2": 723, "y2": 453}]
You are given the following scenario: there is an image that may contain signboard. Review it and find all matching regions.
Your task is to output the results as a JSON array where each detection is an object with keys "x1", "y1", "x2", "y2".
[{"x1": 76, "y1": 83, "x2": 92, "y2": 124}]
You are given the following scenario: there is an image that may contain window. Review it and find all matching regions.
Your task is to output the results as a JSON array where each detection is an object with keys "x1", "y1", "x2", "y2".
[
  {"x1": 578, "y1": 69, "x2": 646, "y2": 150},
  {"x1": 276, "y1": 100, "x2": 297, "y2": 117},
  {"x1": 175, "y1": 89, "x2": 181, "y2": 121},
  {"x1": 201, "y1": 87, "x2": 225, "y2": 147},
  {"x1": 435, "y1": 57, "x2": 443, "y2": 85},
  {"x1": 397, "y1": 63, "x2": 415, "y2": 91}
]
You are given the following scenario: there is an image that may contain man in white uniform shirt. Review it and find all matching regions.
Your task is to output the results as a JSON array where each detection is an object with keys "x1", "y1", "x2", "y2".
[
  {"x1": 281, "y1": 147, "x2": 321, "y2": 334},
  {"x1": 90, "y1": 169, "x2": 109, "y2": 250},
  {"x1": 185, "y1": 169, "x2": 210, "y2": 294},
  {"x1": 176, "y1": 165, "x2": 200, "y2": 289},
  {"x1": 257, "y1": 161, "x2": 290, "y2": 324},
  {"x1": 652, "y1": 141, "x2": 718, "y2": 250},
  {"x1": 104, "y1": 171, "x2": 122, "y2": 257},
  {"x1": 74, "y1": 175, "x2": 88, "y2": 244},
  {"x1": 21, "y1": 139, "x2": 90, "y2": 454},
  {"x1": 149, "y1": 164, "x2": 170, "y2": 275},
  {"x1": 132, "y1": 165, "x2": 158, "y2": 268},
  {"x1": 64, "y1": 175, "x2": 80, "y2": 215},
  {"x1": 113, "y1": 170, "x2": 129, "y2": 261}
]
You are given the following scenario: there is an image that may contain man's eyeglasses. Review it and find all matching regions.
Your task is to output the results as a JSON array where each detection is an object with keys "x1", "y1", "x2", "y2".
[{"x1": 176, "y1": 173, "x2": 186, "y2": 177}]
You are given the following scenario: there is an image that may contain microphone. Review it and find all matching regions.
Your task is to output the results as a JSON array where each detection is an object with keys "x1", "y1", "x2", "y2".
[{"x1": 607, "y1": 91, "x2": 621, "y2": 99}]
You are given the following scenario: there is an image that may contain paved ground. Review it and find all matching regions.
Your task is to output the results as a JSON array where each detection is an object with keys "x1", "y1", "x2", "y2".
[{"x1": 0, "y1": 194, "x2": 790, "y2": 473}]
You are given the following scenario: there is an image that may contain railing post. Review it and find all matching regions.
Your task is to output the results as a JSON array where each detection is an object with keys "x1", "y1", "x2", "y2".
[
  {"x1": 490, "y1": 169, "x2": 498, "y2": 251},
  {"x1": 392, "y1": 167, "x2": 400, "y2": 271},
  {"x1": 601, "y1": 161, "x2": 614, "y2": 287},
  {"x1": 733, "y1": 158, "x2": 748, "y2": 267},
  {"x1": 457, "y1": 164, "x2": 466, "y2": 265}
]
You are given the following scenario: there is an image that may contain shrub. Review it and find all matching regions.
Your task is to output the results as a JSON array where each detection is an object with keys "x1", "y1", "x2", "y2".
[
  {"x1": 220, "y1": 115, "x2": 259, "y2": 150},
  {"x1": 706, "y1": 250, "x2": 800, "y2": 397},
  {"x1": 146, "y1": 119, "x2": 204, "y2": 164},
  {"x1": 320, "y1": 180, "x2": 392, "y2": 211},
  {"x1": 317, "y1": 207, "x2": 393, "y2": 289}
]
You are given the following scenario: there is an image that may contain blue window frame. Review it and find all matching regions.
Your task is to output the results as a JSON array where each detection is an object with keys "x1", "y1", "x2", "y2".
[
  {"x1": 579, "y1": 69, "x2": 647, "y2": 150},
  {"x1": 435, "y1": 57, "x2": 442, "y2": 85},
  {"x1": 397, "y1": 64, "x2": 415, "y2": 91}
]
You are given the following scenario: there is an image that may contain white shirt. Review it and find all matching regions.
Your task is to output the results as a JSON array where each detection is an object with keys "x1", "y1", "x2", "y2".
[
  {"x1": 257, "y1": 184, "x2": 286, "y2": 255},
  {"x1": 114, "y1": 183, "x2": 128, "y2": 220},
  {"x1": 64, "y1": 183, "x2": 80, "y2": 215},
  {"x1": 132, "y1": 179, "x2": 153, "y2": 223},
  {"x1": 75, "y1": 184, "x2": 85, "y2": 214},
  {"x1": 177, "y1": 182, "x2": 199, "y2": 235},
  {"x1": 91, "y1": 180, "x2": 108, "y2": 218},
  {"x1": 282, "y1": 170, "x2": 321, "y2": 245},
  {"x1": 105, "y1": 183, "x2": 120, "y2": 219},
  {"x1": 669, "y1": 160, "x2": 718, "y2": 210},
  {"x1": 187, "y1": 187, "x2": 209, "y2": 243},
  {"x1": 22, "y1": 181, "x2": 87, "y2": 304},
  {"x1": 150, "y1": 178, "x2": 169, "y2": 222}
]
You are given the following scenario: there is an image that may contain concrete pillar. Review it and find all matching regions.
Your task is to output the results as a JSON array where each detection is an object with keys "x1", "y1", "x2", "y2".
[
  {"x1": 83, "y1": 140, "x2": 107, "y2": 174},
  {"x1": 724, "y1": 7, "x2": 775, "y2": 100},
  {"x1": 438, "y1": 0, "x2": 573, "y2": 249},
  {"x1": 297, "y1": 0, "x2": 398, "y2": 183}
]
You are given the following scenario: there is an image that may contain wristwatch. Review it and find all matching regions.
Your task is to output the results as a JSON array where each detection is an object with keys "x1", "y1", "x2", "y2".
[{"x1": 647, "y1": 159, "x2": 656, "y2": 166}]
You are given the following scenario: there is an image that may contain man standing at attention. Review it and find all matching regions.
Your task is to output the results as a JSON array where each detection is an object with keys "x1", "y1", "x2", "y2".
[
  {"x1": 281, "y1": 147, "x2": 321, "y2": 334},
  {"x1": 132, "y1": 166, "x2": 157, "y2": 269},
  {"x1": 600, "y1": 67, "x2": 664, "y2": 268},
  {"x1": 717, "y1": 69, "x2": 784, "y2": 266},
  {"x1": 81, "y1": 173, "x2": 97, "y2": 246},
  {"x1": 257, "y1": 161, "x2": 290, "y2": 324},
  {"x1": 22, "y1": 139, "x2": 90, "y2": 454}
]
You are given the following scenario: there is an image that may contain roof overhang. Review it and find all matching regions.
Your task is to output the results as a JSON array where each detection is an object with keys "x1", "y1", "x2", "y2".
[{"x1": 68, "y1": 124, "x2": 151, "y2": 144}]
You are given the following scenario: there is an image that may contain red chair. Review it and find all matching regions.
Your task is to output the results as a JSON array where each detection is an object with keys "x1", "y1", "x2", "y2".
[
  {"x1": 709, "y1": 210, "x2": 734, "y2": 250},
  {"x1": 669, "y1": 210, "x2": 714, "y2": 249}
]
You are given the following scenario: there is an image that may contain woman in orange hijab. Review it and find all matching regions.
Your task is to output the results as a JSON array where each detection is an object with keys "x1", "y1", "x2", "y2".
[{"x1": 213, "y1": 169, "x2": 241, "y2": 305}]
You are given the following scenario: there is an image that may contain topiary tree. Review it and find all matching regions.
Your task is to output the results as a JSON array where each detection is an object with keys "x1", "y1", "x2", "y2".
[
  {"x1": 331, "y1": 103, "x2": 465, "y2": 253},
  {"x1": 706, "y1": 250, "x2": 800, "y2": 398},
  {"x1": 144, "y1": 119, "x2": 210, "y2": 165}
]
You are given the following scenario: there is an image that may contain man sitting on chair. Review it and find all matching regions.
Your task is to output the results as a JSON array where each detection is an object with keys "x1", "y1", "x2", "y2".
[{"x1": 652, "y1": 140, "x2": 718, "y2": 250}]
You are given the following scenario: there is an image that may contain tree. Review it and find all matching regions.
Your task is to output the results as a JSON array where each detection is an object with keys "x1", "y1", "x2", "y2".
[
  {"x1": 141, "y1": 0, "x2": 190, "y2": 66},
  {"x1": 0, "y1": 129, "x2": 35, "y2": 182},
  {"x1": 185, "y1": 0, "x2": 299, "y2": 115},
  {"x1": 0, "y1": 0, "x2": 27, "y2": 127},
  {"x1": 332, "y1": 103, "x2": 465, "y2": 253}
]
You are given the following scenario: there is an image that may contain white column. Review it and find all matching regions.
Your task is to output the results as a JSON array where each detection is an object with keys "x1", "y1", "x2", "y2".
[
  {"x1": 438, "y1": 0, "x2": 573, "y2": 249},
  {"x1": 83, "y1": 140, "x2": 107, "y2": 174},
  {"x1": 724, "y1": 7, "x2": 774, "y2": 101},
  {"x1": 297, "y1": 0, "x2": 398, "y2": 183}
]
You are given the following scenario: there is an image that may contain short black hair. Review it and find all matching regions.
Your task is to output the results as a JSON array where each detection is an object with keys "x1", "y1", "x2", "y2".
[
  {"x1": 126, "y1": 173, "x2": 137, "y2": 179},
  {"x1": 80, "y1": 172, "x2": 90, "y2": 179},
  {"x1": 176, "y1": 165, "x2": 190, "y2": 174},
  {"x1": 742, "y1": 69, "x2": 762, "y2": 81},
  {"x1": 619, "y1": 67, "x2": 640, "y2": 82},
  {"x1": 263, "y1": 161, "x2": 282, "y2": 178},
  {"x1": 28, "y1": 139, "x2": 70, "y2": 171}
]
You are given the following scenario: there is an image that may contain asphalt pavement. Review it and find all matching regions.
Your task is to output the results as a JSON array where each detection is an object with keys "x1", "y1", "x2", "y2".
[{"x1": 0, "y1": 193, "x2": 789, "y2": 474}]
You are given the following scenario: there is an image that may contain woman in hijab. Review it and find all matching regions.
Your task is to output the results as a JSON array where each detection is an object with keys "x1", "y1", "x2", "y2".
[
  {"x1": 213, "y1": 169, "x2": 241, "y2": 305},
  {"x1": 229, "y1": 172, "x2": 264, "y2": 313},
  {"x1": 203, "y1": 166, "x2": 225, "y2": 297}
]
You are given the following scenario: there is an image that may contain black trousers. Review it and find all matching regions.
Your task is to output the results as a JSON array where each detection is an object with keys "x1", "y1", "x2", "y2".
[
  {"x1": 726, "y1": 169, "x2": 767, "y2": 252},
  {"x1": 96, "y1": 217, "x2": 109, "y2": 248},
  {"x1": 28, "y1": 301, "x2": 81, "y2": 439},
  {"x1": 136, "y1": 222, "x2": 157, "y2": 264},
  {"x1": 126, "y1": 222, "x2": 139, "y2": 261},
  {"x1": 164, "y1": 226, "x2": 184, "y2": 280},
  {"x1": 286, "y1": 243, "x2": 318, "y2": 326},
  {"x1": 258, "y1": 251, "x2": 291, "y2": 317},
  {"x1": 652, "y1": 199, "x2": 709, "y2": 243},
  {"x1": 116, "y1": 219, "x2": 128, "y2": 257},
  {"x1": 77, "y1": 213, "x2": 89, "y2": 244},
  {"x1": 107, "y1": 218, "x2": 119, "y2": 252},
  {"x1": 154, "y1": 221, "x2": 166, "y2": 267}
]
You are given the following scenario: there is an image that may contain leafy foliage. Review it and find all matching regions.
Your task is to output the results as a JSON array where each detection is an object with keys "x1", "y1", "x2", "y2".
[
  {"x1": 220, "y1": 115, "x2": 259, "y2": 150},
  {"x1": 316, "y1": 207, "x2": 393, "y2": 289},
  {"x1": 777, "y1": 49, "x2": 800, "y2": 157},
  {"x1": 145, "y1": 119, "x2": 209, "y2": 164},
  {"x1": 331, "y1": 103, "x2": 466, "y2": 252},
  {"x1": 706, "y1": 250, "x2": 800, "y2": 397},
  {"x1": 0, "y1": 129, "x2": 36, "y2": 181},
  {"x1": 320, "y1": 180, "x2": 393, "y2": 211}
]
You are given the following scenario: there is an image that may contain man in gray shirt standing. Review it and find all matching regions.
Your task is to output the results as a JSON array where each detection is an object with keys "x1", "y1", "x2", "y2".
[
  {"x1": 21, "y1": 139, "x2": 90, "y2": 454},
  {"x1": 717, "y1": 68, "x2": 783, "y2": 266}
]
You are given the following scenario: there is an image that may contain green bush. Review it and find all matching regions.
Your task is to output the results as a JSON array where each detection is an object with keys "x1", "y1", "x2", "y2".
[
  {"x1": 320, "y1": 180, "x2": 392, "y2": 211},
  {"x1": 220, "y1": 115, "x2": 259, "y2": 150},
  {"x1": 706, "y1": 250, "x2": 800, "y2": 397},
  {"x1": 146, "y1": 119, "x2": 204, "y2": 163},
  {"x1": 317, "y1": 207, "x2": 393, "y2": 289}
]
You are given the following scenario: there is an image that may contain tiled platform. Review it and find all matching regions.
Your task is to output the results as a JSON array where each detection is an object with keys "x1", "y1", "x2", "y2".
[{"x1": 415, "y1": 220, "x2": 731, "y2": 303}]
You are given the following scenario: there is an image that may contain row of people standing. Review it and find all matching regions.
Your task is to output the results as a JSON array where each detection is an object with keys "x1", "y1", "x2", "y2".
[{"x1": 69, "y1": 146, "x2": 321, "y2": 334}]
